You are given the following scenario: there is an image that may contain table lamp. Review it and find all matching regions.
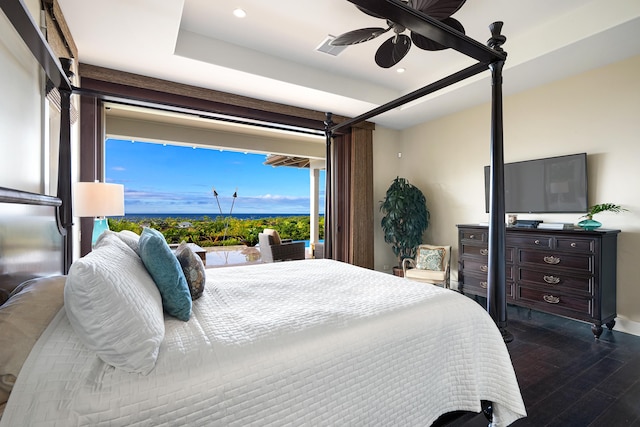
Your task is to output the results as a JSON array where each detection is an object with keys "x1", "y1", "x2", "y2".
[{"x1": 73, "y1": 181, "x2": 125, "y2": 246}]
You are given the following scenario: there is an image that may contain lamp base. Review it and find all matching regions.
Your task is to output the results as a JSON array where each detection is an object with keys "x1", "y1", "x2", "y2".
[{"x1": 91, "y1": 217, "x2": 110, "y2": 246}]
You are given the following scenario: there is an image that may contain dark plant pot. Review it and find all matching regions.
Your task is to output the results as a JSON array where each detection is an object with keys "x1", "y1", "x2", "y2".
[{"x1": 392, "y1": 266, "x2": 404, "y2": 277}]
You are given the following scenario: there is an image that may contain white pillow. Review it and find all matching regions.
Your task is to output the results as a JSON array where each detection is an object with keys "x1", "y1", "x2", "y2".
[
  {"x1": 96, "y1": 229, "x2": 140, "y2": 255},
  {"x1": 0, "y1": 276, "x2": 65, "y2": 408},
  {"x1": 64, "y1": 232, "x2": 164, "y2": 375}
]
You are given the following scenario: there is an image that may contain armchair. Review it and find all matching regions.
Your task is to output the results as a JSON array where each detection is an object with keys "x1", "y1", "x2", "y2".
[
  {"x1": 258, "y1": 228, "x2": 306, "y2": 263},
  {"x1": 402, "y1": 244, "x2": 451, "y2": 288}
]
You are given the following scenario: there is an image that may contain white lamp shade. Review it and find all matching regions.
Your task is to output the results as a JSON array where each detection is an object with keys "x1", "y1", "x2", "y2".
[{"x1": 73, "y1": 182, "x2": 125, "y2": 217}]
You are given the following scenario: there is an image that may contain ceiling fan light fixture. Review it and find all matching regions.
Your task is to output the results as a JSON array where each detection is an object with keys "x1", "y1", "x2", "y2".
[
  {"x1": 335, "y1": 0, "x2": 468, "y2": 68},
  {"x1": 317, "y1": 35, "x2": 348, "y2": 56}
]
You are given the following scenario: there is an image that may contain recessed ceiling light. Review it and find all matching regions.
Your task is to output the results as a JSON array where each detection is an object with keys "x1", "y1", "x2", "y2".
[
  {"x1": 233, "y1": 8, "x2": 246, "y2": 18},
  {"x1": 396, "y1": 68, "x2": 406, "y2": 73}
]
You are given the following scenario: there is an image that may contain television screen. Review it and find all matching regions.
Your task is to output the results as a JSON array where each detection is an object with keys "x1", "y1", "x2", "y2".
[{"x1": 485, "y1": 153, "x2": 588, "y2": 213}]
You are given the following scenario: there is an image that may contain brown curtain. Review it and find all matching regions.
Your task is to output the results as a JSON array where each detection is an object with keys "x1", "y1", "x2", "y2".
[{"x1": 328, "y1": 129, "x2": 373, "y2": 268}]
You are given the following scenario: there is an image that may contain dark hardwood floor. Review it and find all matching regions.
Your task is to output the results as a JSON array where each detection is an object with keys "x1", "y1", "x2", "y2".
[{"x1": 443, "y1": 303, "x2": 640, "y2": 427}]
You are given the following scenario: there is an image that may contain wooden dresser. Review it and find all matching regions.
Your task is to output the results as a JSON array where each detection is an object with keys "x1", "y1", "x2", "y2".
[{"x1": 457, "y1": 224, "x2": 620, "y2": 338}]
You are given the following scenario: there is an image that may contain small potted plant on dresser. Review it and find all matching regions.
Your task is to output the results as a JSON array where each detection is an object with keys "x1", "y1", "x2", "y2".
[
  {"x1": 379, "y1": 177, "x2": 430, "y2": 276},
  {"x1": 578, "y1": 203, "x2": 628, "y2": 231}
]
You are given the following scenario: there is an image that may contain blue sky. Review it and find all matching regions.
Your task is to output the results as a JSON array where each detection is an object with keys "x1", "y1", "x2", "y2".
[{"x1": 105, "y1": 138, "x2": 324, "y2": 215}]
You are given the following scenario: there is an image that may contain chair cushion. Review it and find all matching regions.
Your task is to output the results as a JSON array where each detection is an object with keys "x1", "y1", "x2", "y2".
[
  {"x1": 263, "y1": 228, "x2": 281, "y2": 245},
  {"x1": 416, "y1": 247, "x2": 445, "y2": 271},
  {"x1": 405, "y1": 268, "x2": 447, "y2": 282}
]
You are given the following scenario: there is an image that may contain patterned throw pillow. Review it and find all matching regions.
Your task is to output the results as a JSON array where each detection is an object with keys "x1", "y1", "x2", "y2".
[
  {"x1": 175, "y1": 242, "x2": 206, "y2": 300},
  {"x1": 416, "y1": 247, "x2": 445, "y2": 271}
]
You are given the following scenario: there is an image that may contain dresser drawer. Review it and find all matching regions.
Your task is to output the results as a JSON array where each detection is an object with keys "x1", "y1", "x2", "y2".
[
  {"x1": 461, "y1": 230, "x2": 487, "y2": 242},
  {"x1": 518, "y1": 250, "x2": 593, "y2": 272},
  {"x1": 555, "y1": 237, "x2": 596, "y2": 253},
  {"x1": 461, "y1": 244, "x2": 513, "y2": 262},
  {"x1": 460, "y1": 259, "x2": 513, "y2": 280},
  {"x1": 517, "y1": 286, "x2": 592, "y2": 316},
  {"x1": 518, "y1": 268, "x2": 593, "y2": 294},
  {"x1": 508, "y1": 234, "x2": 552, "y2": 249},
  {"x1": 462, "y1": 274, "x2": 514, "y2": 298},
  {"x1": 461, "y1": 244, "x2": 488, "y2": 257}
]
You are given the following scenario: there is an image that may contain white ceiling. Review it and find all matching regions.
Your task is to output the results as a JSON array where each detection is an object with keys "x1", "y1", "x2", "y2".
[{"x1": 57, "y1": 0, "x2": 640, "y2": 130}]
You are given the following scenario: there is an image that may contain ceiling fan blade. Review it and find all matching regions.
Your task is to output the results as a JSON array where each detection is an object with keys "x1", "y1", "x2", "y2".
[
  {"x1": 441, "y1": 17, "x2": 465, "y2": 33},
  {"x1": 375, "y1": 34, "x2": 412, "y2": 68},
  {"x1": 331, "y1": 27, "x2": 389, "y2": 46},
  {"x1": 411, "y1": 17, "x2": 465, "y2": 50},
  {"x1": 410, "y1": 32, "x2": 444, "y2": 51},
  {"x1": 356, "y1": 5, "x2": 386, "y2": 19},
  {"x1": 410, "y1": 0, "x2": 467, "y2": 20}
]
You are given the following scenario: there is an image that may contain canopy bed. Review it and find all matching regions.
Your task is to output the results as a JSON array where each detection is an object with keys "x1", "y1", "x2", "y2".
[{"x1": 0, "y1": 0, "x2": 524, "y2": 425}]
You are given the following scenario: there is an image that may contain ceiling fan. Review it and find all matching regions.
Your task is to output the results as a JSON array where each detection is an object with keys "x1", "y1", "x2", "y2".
[{"x1": 331, "y1": 0, "x2": 467, "y2": 68}]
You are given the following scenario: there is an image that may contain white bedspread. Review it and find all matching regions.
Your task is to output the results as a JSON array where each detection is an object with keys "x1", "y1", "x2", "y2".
[{"x1": 1, "y1": 259, "x2": 526, "y2": 426}]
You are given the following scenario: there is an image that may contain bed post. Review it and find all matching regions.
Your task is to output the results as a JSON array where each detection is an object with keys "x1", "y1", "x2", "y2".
[
  {"x1": 57, "y1": 58, "x2": 75, "y2": 274},
  {"x1": 324, "y1": 112, "x2": 334, "y2": 259},
  {"x1": 486, "y1": 22, "x2": 512, "y2": 343}
]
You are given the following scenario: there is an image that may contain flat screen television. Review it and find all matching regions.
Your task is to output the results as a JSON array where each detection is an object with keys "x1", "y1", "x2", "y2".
[{"x1": 485, "y1": 153, "x2": 588, "y2": 213}]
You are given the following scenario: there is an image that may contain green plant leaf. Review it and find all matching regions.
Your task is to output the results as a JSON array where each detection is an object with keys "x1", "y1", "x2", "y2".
[
  {"x1": 379, "y1": 177, "x2": 429, "y2": 266},
  {"x1": 581, "y1": 203, "x2": 628, "y2": 218}
]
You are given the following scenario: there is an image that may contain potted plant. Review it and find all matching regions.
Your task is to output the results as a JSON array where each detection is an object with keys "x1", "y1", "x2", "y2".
[
  {"x1": 578, "y1": 203, "x2": 628, "y2": 230},
  {"x1": 380, "y1": 177, "x2": 430, "y2": 276}
]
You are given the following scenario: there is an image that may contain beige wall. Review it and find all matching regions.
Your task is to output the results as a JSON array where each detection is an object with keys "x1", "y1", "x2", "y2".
[
  {"x1": 373, "y1": 54, "x2": 640, "y2": 335},
  {"x1": 372, "y1": 126, "x2": 403, "y2": 271}
]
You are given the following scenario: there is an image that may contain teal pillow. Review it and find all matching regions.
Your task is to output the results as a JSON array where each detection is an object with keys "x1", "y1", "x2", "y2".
[{"x1": 139, "y1": 227, "x2": 192, "y2": 321}]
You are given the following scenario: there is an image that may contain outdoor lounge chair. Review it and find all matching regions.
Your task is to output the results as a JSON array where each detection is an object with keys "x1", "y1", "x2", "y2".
[{"x1": 258, "y1": 228, "x2": 306, "y2": 263}]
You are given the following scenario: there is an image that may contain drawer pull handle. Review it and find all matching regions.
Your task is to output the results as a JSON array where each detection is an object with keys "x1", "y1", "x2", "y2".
[
  {"x1": 543, "y1": 275, "x2": 560, "y2": 285},
  {"x1": 571, "y1": 242, "x2": 577, "y2": 248},
  {"x1": 469, "y1": 234, "x2": 475, "y2": 239},
  {"x1": 534, "y1": 239, "x2": 540, "y2": 245},
  {"x1": 480, "y1": 265, "x2": 488, "y2": 272},
  {"x1": 543, "y1": 294, "x2": 560, "y2": 304},
  {"x1": 543, "y1": 255, "x2": 561, "y2": 265},
  {"x1": 480, "y1": 249, "x2": 489, "y2": 256},
  {"x1": 480, "y1": 281, "x2": 488, "y2": 289}
]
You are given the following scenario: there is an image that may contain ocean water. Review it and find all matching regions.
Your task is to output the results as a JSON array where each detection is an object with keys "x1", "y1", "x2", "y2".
[{"x1": 119, "y1": 213, "x2": 320, "y2": 221}]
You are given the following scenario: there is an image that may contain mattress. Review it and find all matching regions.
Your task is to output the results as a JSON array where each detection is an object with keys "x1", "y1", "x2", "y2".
[{"x1": 1, "y1": 259, "x2": 525, "y2": 426}]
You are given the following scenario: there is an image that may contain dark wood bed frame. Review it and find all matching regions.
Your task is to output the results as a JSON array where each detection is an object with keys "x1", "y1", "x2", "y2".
[{"x1": 1, "y1": 0, "x2": 510, "y2": 422}]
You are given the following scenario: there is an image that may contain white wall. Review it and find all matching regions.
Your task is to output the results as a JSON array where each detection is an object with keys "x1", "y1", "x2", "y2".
[{"x1": 373, "y1": 54, "x2": 640, "y2": 335}]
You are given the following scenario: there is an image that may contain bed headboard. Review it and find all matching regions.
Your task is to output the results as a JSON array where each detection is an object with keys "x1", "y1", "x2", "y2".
[
  {"x1": 0, "y1": 0, "x2": 74, "y2": 287},
  {"x1": 0, "y1": 190, "x2": 63, "y2": 303}
]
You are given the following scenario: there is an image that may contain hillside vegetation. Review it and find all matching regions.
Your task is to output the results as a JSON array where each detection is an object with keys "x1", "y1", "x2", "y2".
[{"x1": 108, "y1": 215, "x2": 324, "y2": 247}]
